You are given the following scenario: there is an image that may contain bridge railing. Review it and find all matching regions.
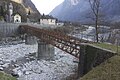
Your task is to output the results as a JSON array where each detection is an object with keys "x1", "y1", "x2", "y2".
[{"x1": 19, "y1": 25, "x2": 92, "y2": 58}]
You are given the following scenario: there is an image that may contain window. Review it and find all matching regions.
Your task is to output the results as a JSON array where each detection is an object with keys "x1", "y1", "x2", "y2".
[{"x1": 16, "y1": 16, "x2": 19, "y2": 18}]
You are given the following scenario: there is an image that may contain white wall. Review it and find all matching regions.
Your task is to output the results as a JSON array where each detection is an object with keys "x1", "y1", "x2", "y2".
[
  {"x1": 40, "y1": 19, "x2": 56, "y2": 25},
  {"x1": 14, "y1": 14, "x2": 21, "y2": 23},
  {"x1": 48, "y1": 19, "x2": 56, "y2": 25}
]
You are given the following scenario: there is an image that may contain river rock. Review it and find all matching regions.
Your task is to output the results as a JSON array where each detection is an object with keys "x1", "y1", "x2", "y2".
[
  {"x1": 11, "y1": 72, "x2": 19, "y2": 77},
  {"x1": 0, "y1": 61, "x2": 4, "y2": 65},
  {"x1": 2, "y1": 63, "x2": 10, "y2": 68},
  {"x1": 0, "y1": 67, "x2": 3, "y2": 71}
]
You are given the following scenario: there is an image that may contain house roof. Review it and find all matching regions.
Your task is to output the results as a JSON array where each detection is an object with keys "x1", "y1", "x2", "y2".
[
  {"x1": 40, "y1": 15, "x2": 56, "y2": 19},
  {"x1": 12, "y1": 12, "x2": 21, "y2": 16}
]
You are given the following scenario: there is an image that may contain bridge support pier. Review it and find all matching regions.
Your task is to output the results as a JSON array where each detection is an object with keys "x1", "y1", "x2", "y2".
[
  {"x1": 25, "y1": 34, "x2": 37, "y2": 45},
  {"x1": 37, "y1": 41, "x2": 55, "y2": 60}
]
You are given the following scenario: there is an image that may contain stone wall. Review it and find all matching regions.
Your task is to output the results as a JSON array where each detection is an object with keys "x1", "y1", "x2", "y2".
[
  {"x1": 0, "y1": 23, "x2": 43, "y2": 39},
  {"x1": 0, "y1": 23, "x2": 21, "y2": 38},
  {"x1": 78, "y1": 44, "x2": 117, "y2": 77}
]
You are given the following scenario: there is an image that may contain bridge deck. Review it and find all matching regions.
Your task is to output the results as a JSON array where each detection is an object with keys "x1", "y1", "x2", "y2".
[{"x1": 19, "y1": 25, "x2": 93, "y2": 58}]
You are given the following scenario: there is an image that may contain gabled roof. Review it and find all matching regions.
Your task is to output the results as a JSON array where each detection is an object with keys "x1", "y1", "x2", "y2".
[
  {"x1": 40, "y1": 15, "x2": 56, "y2": 19},
  {"x1": 12, "y1": 12, "x2": 21, "y2": 16}
]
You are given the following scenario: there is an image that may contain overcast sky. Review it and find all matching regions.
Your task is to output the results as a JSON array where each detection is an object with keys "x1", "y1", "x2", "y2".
[{"x1": 31, "y1": 0, "x2": 64, "y2": 15}]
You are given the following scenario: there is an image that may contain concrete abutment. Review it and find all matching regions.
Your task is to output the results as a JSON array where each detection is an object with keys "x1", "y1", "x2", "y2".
[
  {"x1": 37, "y1": 41, "x2": 55, "y2": 60},
  {"x1": 25, "y1": 34, "x2": 37, "y2": 45},
  {"x1": 78, "y1": 43, "x2": 116, "y2": 78}
]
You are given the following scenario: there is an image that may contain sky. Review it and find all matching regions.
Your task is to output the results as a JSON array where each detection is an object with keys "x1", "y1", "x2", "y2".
[{"x1": 31, "y1": 0, "x2": 64, "y2": 15}]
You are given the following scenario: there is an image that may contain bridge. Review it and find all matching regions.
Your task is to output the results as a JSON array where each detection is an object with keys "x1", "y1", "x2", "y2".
[
  {"x1": 0, "y1": 24, "x2": 116, "y2": 78},
  {"x1": 19, "y1": 25, "x2": 116, "y2": 78},
  {"x1": 19, "y1": 25, "x2": 92, "y2": 58}
]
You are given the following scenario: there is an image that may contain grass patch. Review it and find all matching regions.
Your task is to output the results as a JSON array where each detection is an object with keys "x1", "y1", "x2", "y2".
[
  {"x1": 0, "y1": 72, "x2": 16, "y2": 80},
  {"x1": 93, "y1": 43, "x2": 120, "y2": 54},
  {"x1": 80, "y1": 55, "x2": 120, "y2": 80}
]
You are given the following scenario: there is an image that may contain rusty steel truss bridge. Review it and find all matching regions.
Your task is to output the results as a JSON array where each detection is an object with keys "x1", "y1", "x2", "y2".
[{"x1": 19, "y1": 25, "x2": 92, "y2": 58}]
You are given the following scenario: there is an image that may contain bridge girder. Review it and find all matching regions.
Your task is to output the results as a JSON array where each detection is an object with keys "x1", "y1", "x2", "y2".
[{"x1": 19, "y1": 25, "x2": 92, "y2": 58}]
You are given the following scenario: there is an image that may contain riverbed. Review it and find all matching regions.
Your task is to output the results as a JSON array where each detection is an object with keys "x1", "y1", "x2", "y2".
[{"x1": 0, "y1": 41, "x2": 78, "y2": 80}]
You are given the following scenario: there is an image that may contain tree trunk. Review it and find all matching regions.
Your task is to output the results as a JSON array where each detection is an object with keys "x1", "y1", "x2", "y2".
[{"x1": 95, "y1": 17, "x2": 99, "y2": 42}]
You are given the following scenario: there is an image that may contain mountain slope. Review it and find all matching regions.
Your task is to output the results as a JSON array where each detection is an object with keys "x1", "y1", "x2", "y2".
[
  {"x1": 0, "y1": 0, "x2": 41, "y2": 22},
  {"x1": 50, "y1": 0, "x2": 120, "y2": 23},
  {"x1": 22, "y1": 0, "x2": 41, "y2": 21}
]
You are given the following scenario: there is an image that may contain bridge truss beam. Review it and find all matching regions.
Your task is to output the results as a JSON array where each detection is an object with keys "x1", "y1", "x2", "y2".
[{"x1": 19, "y1": 25, "x2": 92, "y2": 58}]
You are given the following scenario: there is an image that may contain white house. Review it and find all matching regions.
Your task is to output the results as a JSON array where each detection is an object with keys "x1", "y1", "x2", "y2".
[
  {"x1": 40, "y1": 19, "x2": 56, "y2": 25},
  {"x1": 40, "y1": 15, "x2": 56, "y2": 25},
  {"x1": 13, "y1": 14, "x2": 21, "y2": 23}
]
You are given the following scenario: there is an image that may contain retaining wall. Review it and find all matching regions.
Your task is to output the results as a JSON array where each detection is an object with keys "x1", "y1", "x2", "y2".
[
  {"x1": 0, "y1": 23, "x2": 44, "y2": 38},
  {"x1": 0, "y1": 23, "x2": 21, "y2": 38},
  {"x1": 78, "y1": 43, "x2": 117, "y2": 77}
]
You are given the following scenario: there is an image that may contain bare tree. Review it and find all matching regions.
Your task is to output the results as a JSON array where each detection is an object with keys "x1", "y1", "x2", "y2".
[{"x1": 89, "y1": 0, "x2": 101, "y2": 42}]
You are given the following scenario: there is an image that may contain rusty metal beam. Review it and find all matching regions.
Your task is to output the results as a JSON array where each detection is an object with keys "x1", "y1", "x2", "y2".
[{"x1": 19, "y1": 25, "x2": 92, "y2": 58}]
